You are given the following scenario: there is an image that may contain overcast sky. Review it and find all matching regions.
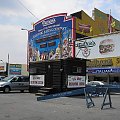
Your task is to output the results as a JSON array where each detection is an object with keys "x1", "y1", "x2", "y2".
[{"x1": 0, "y1": 0, "x2": 120, "y2": 64}]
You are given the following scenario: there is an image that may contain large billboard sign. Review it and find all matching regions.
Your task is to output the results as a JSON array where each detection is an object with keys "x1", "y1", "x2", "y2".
[
  {"x1": 75, "y1": 32, "x2": 120, "y2": 59},
  {"x1": 28, "y1": 13, "x2": 74, "y2": 62}
]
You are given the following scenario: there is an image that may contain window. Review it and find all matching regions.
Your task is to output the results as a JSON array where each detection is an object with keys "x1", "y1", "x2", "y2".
[
  {"x1": 48, "y1": 41, "x2": 56, "y2": 47},
  {"x1": 40, "y1": 43, "x2": 47, "y2": 48},
  {"x1": 72, "y1": 66, "x2": 82, "y2": 73},
  {"x1": 22, "y1": 76, "x2": 29, "y2": 82}
]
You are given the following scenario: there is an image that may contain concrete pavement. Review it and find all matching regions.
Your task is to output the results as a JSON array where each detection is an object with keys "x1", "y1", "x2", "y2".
[{"x1": 0, "y1": 92, "x2": 120, "y2": 120}]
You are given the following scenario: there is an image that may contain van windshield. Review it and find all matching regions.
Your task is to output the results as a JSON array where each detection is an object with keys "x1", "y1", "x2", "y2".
[{"x1": 1, "y1": 76, "x2": 14, "y2": 82}]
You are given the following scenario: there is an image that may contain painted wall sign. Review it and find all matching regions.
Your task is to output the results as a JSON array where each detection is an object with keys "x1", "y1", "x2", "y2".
[
  {"x1": 28, "y1": 13, "x2": 74, "y2": 62},
  {"x1": 76, "y1": 17, "x2": 94, "y2": 36},
  {"x1": 76, "y1": 32, "x2": 120, "y2": 59}
]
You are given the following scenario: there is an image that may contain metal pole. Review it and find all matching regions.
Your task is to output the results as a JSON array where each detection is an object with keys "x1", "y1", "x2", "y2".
[
  {"x1": 59, "y1": 29, "x2": 62, "y2": 59},
  {"x1": 7, "y1": 53, "x2": 9, "y2": 77}
]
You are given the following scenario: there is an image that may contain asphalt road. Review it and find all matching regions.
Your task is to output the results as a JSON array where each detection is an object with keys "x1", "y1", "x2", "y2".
[{"x1": 0, "y1": 92, "x2": 120, "y2": 120}]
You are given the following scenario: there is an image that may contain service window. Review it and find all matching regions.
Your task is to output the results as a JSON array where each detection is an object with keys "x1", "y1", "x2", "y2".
[{"x1": 72, "y1": 66, "x2": 82, "y2": 73}]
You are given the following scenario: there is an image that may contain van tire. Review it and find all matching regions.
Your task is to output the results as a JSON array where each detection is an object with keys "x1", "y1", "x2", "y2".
[{"x1": 4, "y1": 86, "x2": 10, "y2": 93}]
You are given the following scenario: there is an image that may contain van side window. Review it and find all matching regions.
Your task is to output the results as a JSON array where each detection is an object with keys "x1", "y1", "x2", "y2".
[
  {"x1": 17, "y1": 77, "x2": 22, "y2": 82},
  {"x1": 22, "y1": 77, "x2": 29, "y2": 82},
  {"x1": 11, "y1": 77, "x2": 18, "y2": 82}
]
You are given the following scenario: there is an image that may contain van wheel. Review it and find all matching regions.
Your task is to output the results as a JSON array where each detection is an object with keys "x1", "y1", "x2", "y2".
[{"x1": 4, "y1": 86, "x2": 10, "y2": 93}]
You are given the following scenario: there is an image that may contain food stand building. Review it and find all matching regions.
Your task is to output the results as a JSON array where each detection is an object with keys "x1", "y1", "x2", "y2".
[{"x1": 28, "y1": 8, "x2": 120, "y2": 93}]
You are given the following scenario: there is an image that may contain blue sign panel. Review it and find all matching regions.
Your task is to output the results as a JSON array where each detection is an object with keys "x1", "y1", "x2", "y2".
[
  {"x1": 28, "y1": 13, "x2": 73, "y2": 62},
  {"x1": 9, "y1": 64, "x2": 22, "y2": 75},
  {"x1": 87, "y1": 67, "x2": 120, "y2": 74}
]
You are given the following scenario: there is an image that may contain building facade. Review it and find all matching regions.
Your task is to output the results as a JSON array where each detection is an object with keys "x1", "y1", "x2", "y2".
[
  {"x1": 0, "y1": 63, "x2": 28, "y2": 77},
  {"x1": 28, "y1": 8, "x2": 120, "y2": 84}
]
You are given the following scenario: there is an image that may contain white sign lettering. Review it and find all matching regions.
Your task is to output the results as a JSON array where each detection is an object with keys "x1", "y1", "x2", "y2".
[
  {"x1": 67, "y1": 75, "x2": 85, "y2": 88},
  {"x1": 30, "y1": 75, "x2": 45, "y2": 86}
]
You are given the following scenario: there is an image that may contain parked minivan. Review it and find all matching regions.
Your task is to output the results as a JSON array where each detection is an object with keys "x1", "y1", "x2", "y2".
[{"x1": 0, "y1": 76, "x2": 29, "y2": 93}]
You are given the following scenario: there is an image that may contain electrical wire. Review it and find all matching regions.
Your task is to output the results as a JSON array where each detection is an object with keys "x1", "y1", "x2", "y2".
[{"x1": 17, "y1": 0, "x2": 39, "y2": 20}]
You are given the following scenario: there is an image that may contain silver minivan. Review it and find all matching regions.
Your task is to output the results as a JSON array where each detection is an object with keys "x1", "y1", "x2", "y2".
[{"x1": 0, "y1": 76, "x2": 29, "y2": 93}]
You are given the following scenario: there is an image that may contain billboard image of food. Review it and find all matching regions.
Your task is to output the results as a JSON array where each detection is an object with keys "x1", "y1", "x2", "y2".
[
  {"x1": 75, "y1": 32, "x2": 120, "y2": 59},
  {"x1": 99, "y1": 39, "x2": 115, "y2": 55}
]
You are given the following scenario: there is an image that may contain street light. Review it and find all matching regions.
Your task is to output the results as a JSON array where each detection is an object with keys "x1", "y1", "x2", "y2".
[
  {"x1": 21, "y1": 28, "x2": 29, "y2": 71},
  {"x1": 7, "y1": 54, "x2": 9, "y2": 77},
  {"x1": 0, "y1": 60, "x2": 4, "y2": 63}
]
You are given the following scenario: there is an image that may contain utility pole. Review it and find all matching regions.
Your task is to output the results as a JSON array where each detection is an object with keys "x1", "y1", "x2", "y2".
[{"x1": 7, "y1": 53, "x2": 9, "y2": 77}]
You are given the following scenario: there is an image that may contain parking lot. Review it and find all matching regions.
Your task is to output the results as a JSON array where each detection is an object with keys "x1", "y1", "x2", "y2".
[{"x1": 0, "y1": 92, "x2": 120, "y2": 120}]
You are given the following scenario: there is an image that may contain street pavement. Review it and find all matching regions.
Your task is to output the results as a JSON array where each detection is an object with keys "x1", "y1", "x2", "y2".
[{"x1": 0, "y1": 92, "x2": 120, "y2": 120}]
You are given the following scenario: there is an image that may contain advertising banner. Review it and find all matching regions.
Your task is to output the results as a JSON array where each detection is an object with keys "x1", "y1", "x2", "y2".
[
  {"x1": 9, "y1": 64, "x2": 22, "y2": 75},
  {"x1": 28, "y1": 13, "x2": 74, "y2": 62},
  {"x1": 76, "y1": 32, "x2": 120, "y2": 59},
  {"x1": 67, "y1": 75, "x2": 85, "y2": 88},
  {"x1": 30, "y1": 75, "x2": 45, "y2": 86}
]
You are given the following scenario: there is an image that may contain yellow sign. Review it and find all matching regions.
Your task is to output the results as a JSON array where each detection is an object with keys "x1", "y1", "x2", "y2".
[
  {"x1": 87, "y1": 57, "x2": 120, "y2": 67},
  {"x1": 75, "y1": 8, "x2": 120, "y2": 36},
  {"x1": 76, "y1": 12, "x2": 94, "y2": 36},
  {"x1": 112, "y1": 57, "x2": 120, "y2": 66},
  {"x1": 111, "y1": 21, "x2": 115, "y2": 28}
]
